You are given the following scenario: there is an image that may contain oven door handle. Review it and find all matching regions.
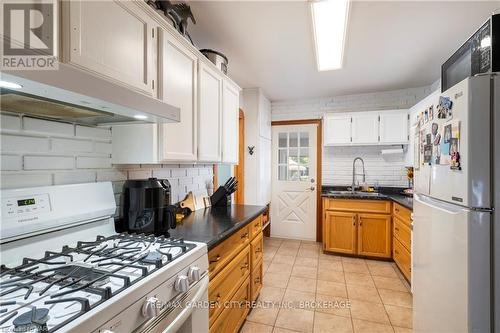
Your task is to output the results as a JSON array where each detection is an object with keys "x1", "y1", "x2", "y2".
[{"x1": 161, "y1": 275, "x2": 209, "y2": 333}]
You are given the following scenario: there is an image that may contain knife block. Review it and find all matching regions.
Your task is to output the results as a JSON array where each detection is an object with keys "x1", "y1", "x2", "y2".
[{"x1": 210, "y1": 186, "x2": 232, "y2": 207}]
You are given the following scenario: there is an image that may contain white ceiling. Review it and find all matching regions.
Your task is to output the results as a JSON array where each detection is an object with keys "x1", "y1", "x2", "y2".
[{"x1": 188, "y1": 1, "x2": 498, "y2": 102}]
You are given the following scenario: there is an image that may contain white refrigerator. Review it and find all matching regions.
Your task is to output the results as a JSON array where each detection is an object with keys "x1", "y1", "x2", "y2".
[{"x1": 413, "y1": 75, "x2": 498, "y2": 332}]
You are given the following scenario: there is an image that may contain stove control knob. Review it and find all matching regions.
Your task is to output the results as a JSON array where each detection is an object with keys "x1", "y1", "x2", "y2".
[
  {"x1": 142, "y1": 296, "x2": 159, "y2": 318},
  {"x1": 188, "y1": 266, "x2": 201, "y2": 282},
  {"x1": 174, "y1": 275, "x2": 190, "y2": 293}
]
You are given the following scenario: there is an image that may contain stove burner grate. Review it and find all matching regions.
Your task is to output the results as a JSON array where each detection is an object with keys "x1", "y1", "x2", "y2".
[{"x1": 13, "y1": 307, "x2": 49, "y2": 333}]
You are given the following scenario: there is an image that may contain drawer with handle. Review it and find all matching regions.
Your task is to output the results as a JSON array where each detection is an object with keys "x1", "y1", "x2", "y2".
[
  {"x1": 393, "y1": 216, "x2": 411, "y2": 251},
  {"x1": 249, "y1": 215, "x2": 263, "y2": 239},
  {"x1": 208, "y1": 225, "x2": 250, "y2": 277},
  {"x1": 393, "y1": 203, "x2": 412, "y2": 225},
  {"x1": 251, "y1": 258, "x2": 263, "y2": 301},
  {"x1": 250, "y1": 232, "x2": 263, "y2": 268},
  {"x1": 209, "y1": 276, "x2": 251, "y2": 333},
  {"x1": 393, "y1": 238, "x2": 411, "y2": 282},
  {"x1": 208, "y1": 245, "x2": 250, "y2": 325}
]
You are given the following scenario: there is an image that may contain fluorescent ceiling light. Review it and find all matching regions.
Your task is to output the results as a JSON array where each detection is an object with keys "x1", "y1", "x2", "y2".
[
  {"x1": 133, "y1": 114, "x2": 148, "y2": 120},
  {"x1": 310, "y1": 0, "x2": 350, "y2": 71},
  {"x1": 0, "y1": 80, "x2": 23, "y2": 89}
]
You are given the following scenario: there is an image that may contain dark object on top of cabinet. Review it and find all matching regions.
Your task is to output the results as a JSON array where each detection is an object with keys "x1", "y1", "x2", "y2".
[{"x1": 147, "y1": 0, "x2": 196, "y2": 45}]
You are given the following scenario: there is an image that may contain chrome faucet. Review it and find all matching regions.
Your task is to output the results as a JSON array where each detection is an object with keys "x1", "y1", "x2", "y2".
[{"x1": 351, "y1": 157, "x2": 366, "y2": 193}]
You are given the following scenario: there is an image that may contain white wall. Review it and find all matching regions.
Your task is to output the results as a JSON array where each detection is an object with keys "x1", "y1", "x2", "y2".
[
  {"x1": 271, "y1": 85, "x2": 435, "y2": 187},
  {"x1": 0, "y1": 114, "x2": 214, "y2": 217}
]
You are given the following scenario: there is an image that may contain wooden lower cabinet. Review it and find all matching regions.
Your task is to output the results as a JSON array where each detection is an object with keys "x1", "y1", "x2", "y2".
[
  {"x1": 323, "y1": 211, "x2": 357, "y2": 254},
  {"x1": 393, "y1": 238, "x2": 411, "y2": 281},
  {"x1": 210, "y1": 277, "x2": 251, "y2": 333},
  {"x1": 392, "y1": 203, "x2": 413, "y2": 282},
  {"x1": 209, "y1": 246, "x2": 250, "y2": 325},
  {"x1": 208, "y1": 214, "x2": 264, "y2": 333},
  {"x1": 250, "y1": 258, "x2": 263, "y2": 301},
  {"x1": 357, "y1": 213, "x2": 391, "y2": 258},
  {"x1": 323, "y1": 199, "x2": 391, "y2": 259}
]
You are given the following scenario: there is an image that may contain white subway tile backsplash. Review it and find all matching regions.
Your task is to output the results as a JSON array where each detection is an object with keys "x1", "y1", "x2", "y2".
[
  {"x1": 171, "y1": 168, "x2": 187, "y2": 178},
  {"x1": 186, "y1": 168, "x2": 199, "y2": 177},
  {"x1": 54, "y1": 171, "x2": 96, "y2": 185},
  {"x1": 52, "y1": 138, "x2": 93, "y2": 152},
  {"x1": 24, "y1": 155, "x2": 74, "y2": 170},
  {"x1": 1, "y1": 135, "x2": 50, "y2": 152},
  {"x1": 1, "y1": 154, "x2": 22, "y2": 171},
  {"x1": 94, "y1": 142, "x2": 112, "y2": 154},
  {"x1": 96, "y1": 170, "x2": 127, "y2": 182},
  {"x1": 1, "y1": 117, "x2": 214, "y2": 213},
  {"x1": 76, "y1": 125, "x2": 111, "y2": 140},
  {"x1": 1, "y1": 114, "x2": 21, "y2": 130},
  {"x1": 76, "y1": 156, "x2": 112, "y2": 169},
  {"x1": 24, "y1": 117, "x2": 74, "y2": 136},
  {"x1": 322, "y1": 146, "x2": 408, "y2": 187},
  {"x1": 152, "y1": 169, "x2": 171, "y2": 178},
  {"x1": 128, "y1": 169, "x2": 153, "y2": 180},
  {"x1": 178, "y1": 177, "x2": 193, "y2": 185},
  {"x1": 1, "y1": 172, "x2": 53, "y2": 189}
]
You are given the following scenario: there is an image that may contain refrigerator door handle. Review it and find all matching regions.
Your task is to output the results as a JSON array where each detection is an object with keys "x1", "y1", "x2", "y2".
[{"x1": 414, "y1": 194, "x2": 471, "y2": 214}]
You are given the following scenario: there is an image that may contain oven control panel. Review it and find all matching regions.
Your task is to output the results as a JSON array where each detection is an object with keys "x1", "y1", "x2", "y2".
[{"x1": 2, "y1": 193, "x2": 51, "y2": 219}]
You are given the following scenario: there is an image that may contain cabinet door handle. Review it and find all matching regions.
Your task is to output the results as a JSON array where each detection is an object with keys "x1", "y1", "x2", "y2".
[
  {"x1": 352, "y1": 217, "x2": 356, "y2": 226},
  {"x1": 241, "y1": 232, "x2": 249, "y2": 239},
  {"x1": 359, "y1": 217, "x2": 362, "y2": 226},
  {"x1": 241, "y1": 262, "x2": 249, "y2": 270},
  {"x1": 395, "y1": 227, "x2": 399, "y2": 231},
  {"x1": 255, "y1": 247, "x2": 262, "y2": 253},
  {"x1": 210, "y1": 255, "x2": 221, "y2": 263}
]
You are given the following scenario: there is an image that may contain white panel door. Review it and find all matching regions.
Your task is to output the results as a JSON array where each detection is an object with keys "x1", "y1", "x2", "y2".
[
  {"x1": 159, "y1": 30, "x2": 198, "y2": 162},
  {"x1": 271, "y1": 124, "x2": 317, "y2": 240},
  {"x1": 222, "y1": 80, "x2": 239, "y2": 164},
  {"x1": 198, "y1": 62, "x2": 222, "y2": 162},
  {"x1": 379, "y1": 110, "x2": 409, "y2": 144},
  {"x1": 65, "y1": 1, "x2": 156, "y2": 96},
  {"x1": 351, "y1": 113, "x2": 379, "y2": 144},
  {"x1": 324, "y1": 114, "x2": 351, "y2": 145}
]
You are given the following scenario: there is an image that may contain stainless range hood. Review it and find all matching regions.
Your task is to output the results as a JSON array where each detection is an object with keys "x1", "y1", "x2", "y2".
[{"x1": 1, "y1": 64, "x2": 180, "y2": 125}]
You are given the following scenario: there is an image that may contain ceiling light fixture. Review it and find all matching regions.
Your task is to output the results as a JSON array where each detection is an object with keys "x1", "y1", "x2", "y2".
[
  {"x1": 310, "y1": 0, "x2": 350, "y2": 71},
  {"x1": 0, "y1": 80, "x2": 23, "y2": 89},
  {"x1": 133, "y1": 114, "x2": 148, "y2": 120}
]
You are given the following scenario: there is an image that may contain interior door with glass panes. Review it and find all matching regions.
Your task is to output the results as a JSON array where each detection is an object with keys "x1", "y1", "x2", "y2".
[{"x1": 271, "y1": 124, "x2": 317, "y2": 240}]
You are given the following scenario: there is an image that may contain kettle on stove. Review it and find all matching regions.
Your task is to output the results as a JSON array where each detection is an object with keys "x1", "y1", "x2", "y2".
[{"x1": 119, "y1": 178, "x2": 177, "y2": 236}]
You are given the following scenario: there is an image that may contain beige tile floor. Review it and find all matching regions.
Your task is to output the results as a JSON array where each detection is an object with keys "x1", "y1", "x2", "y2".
[{"x1": 241, "y1": 237, "x2": 413, "y2": 333}]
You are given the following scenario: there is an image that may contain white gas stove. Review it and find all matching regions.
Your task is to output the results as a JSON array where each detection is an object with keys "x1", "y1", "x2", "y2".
[{"x1": 0, "y1": 182, "x2": 209, "y2": 333}]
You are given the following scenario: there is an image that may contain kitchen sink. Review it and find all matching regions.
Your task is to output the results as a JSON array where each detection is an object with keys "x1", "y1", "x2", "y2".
[{"x1": 327, "y1": 190, "x2": 384, "y2": 197}]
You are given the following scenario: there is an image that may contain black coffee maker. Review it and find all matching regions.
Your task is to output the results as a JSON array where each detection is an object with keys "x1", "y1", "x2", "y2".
[{"x1": 120, "y1": 178, "x2": 176, "y2": 236}]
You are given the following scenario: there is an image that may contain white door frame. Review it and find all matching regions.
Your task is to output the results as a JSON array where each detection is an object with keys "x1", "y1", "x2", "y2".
[{"x1": 271, "y1": 119, "x2": 322, "y2": 241}]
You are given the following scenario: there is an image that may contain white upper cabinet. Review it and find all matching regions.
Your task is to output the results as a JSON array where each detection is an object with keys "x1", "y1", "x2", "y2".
[
  {"x1": 324, "y1": 110, "x2": 409, "y2": 146},
  {"x1": 222, "y1": 80, "x2": 240, "y2": 164},
  {"x1": 351, "y1": 112, "x2": 379, "y2": 144},
  {"x1": 324, "y1": 114, "x2": 352, "y2": 145},
  {"x1": 379, "y1": 110, "x2": 409, "y2": 144},
  {"x1": 198, "y1": 62, "x2": 222, "y2": 162},
  {"x1": 63, "y1": 1, "x2": 156, "y2": 96},
  {"x1": 159, "y1": 30, "x2": 198, "y2": 162}
]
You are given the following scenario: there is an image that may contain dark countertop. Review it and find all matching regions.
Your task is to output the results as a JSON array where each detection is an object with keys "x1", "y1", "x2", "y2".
[
  {"x1": 321, "y1": 186, "x2": 413, "y2": 210},
  {"x1": 168, "y1": 204, "x2": 268, "y2": 250}
]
